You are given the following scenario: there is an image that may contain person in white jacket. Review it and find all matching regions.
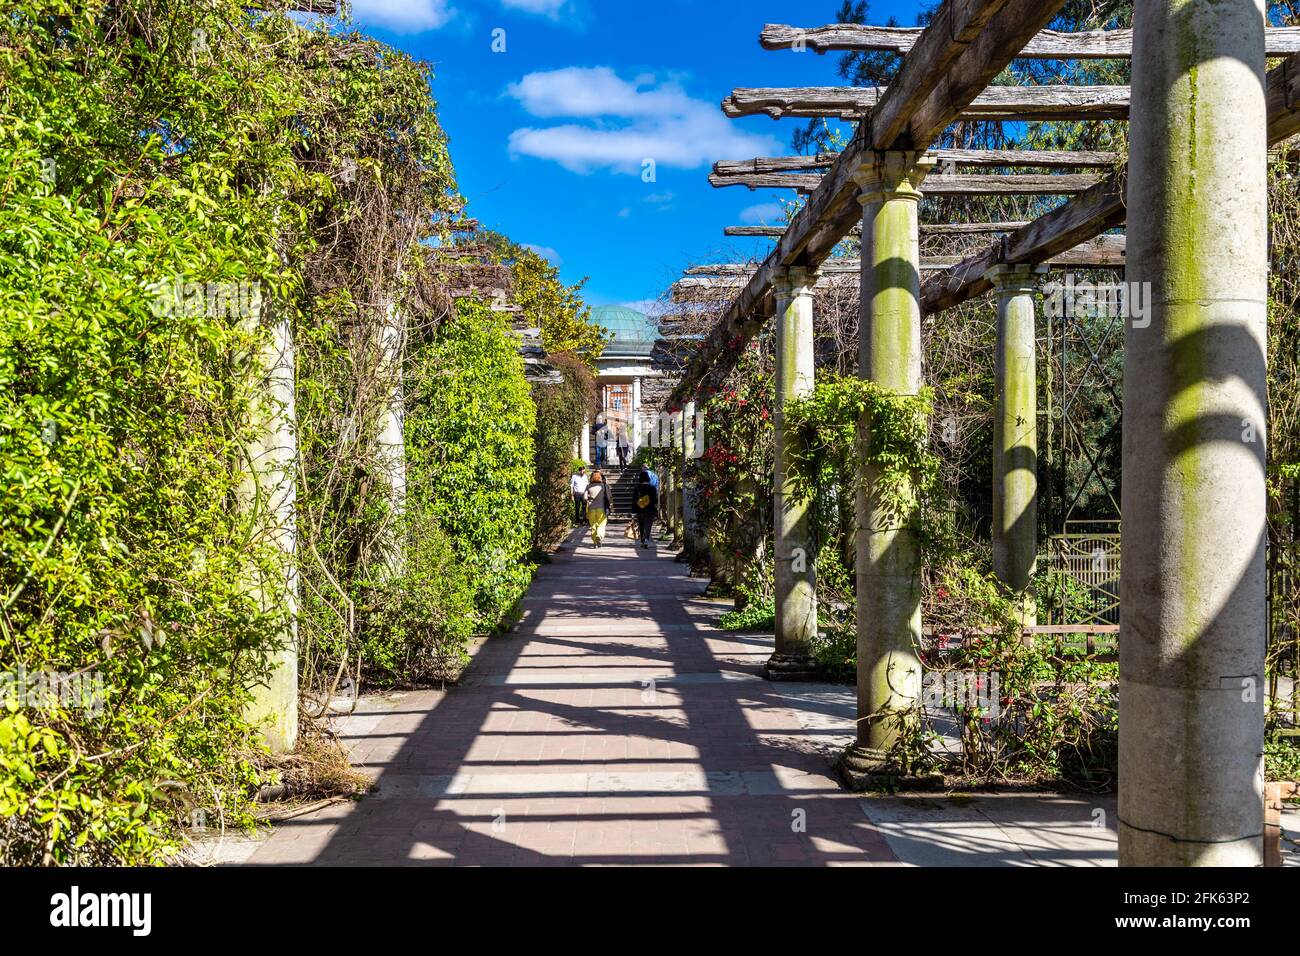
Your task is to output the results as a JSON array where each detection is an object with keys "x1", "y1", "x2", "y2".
[{"x1": 570, "y1": 466, "x2": 589, "y2": 524}]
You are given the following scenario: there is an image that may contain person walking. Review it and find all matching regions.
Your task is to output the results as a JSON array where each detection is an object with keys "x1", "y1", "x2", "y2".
[
  {"x1": 570, "y1": 465, "x2": 589, "y2": 524},
  {"x1": 633, "y1": 466, "x2": 658, "y2": 549},
  {"x1": 594, "y1": 420, "x2": 609, "y2": 466},
  {"x1": 616, "y1": 427, "x2": 631, "y2": 468},
  {"x1": 584, "y1": 470, "x2": 613, "y2": 547}
]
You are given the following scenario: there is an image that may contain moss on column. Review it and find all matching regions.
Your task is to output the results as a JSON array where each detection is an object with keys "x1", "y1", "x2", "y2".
[{"x1": 841, "y1": 151, "x2": 935, "y2": 779}]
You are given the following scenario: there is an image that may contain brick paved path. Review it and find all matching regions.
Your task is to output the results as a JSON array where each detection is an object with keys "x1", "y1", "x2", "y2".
[{"x1": 247, "y1": 528, "x2": 897, "y2": 865}]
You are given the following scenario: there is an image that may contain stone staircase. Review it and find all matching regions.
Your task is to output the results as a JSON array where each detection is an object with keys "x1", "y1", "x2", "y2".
[{"x1": 597, "y1": 464, "x2": 640, "y2": 517}]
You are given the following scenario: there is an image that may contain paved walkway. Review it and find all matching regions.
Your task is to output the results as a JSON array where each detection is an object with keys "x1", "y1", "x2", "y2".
[
  {"x1": 245, "y1": 526, "x2": 896, "y2": 865},
  {"x1": 229, "y1": 525, "x2": 1293, "y2": 867}
]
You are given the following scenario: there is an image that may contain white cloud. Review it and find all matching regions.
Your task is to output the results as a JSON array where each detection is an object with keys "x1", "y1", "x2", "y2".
[
  {"x1": 506, "y1": 67, "x2": 782, "y2": 175},
  {"x1": 349, "y1": 0, "x2": 454, "y2": 32},
  {"x1": 523, "y1": 243, "x2": 562, "y2": 266},
  {"x1": 501, "y1": 0, "x2": 568, "y2": 16},
  {"x1": 508, "y1": 67, "x2": 686, "y2": 119},
  {"x1": 739, "y1": 202, "x2": 786, "y2": 225}
]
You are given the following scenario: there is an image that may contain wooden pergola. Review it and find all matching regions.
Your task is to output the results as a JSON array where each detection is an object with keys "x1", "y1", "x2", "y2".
[{"x1": 661, "y1": 2, "x2": 1291, "y2": 866}]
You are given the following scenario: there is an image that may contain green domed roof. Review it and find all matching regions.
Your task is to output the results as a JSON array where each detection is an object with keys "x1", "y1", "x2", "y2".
[{"x1": 591, "y1": 304, "x2": 657, "y2": 344}]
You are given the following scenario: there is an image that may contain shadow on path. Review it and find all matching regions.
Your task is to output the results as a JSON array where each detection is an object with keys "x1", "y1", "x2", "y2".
[{"x1": 246, "y1": 527, "x2": 895, "y2": 866}]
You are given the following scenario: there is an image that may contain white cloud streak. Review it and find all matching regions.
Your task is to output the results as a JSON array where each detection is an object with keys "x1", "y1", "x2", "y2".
[
  {"x1": 739, "y1": 202, "x2": 786, "y2": 225},
  {"x1": 507, "y1": 67, "x2": 782, "y2": 175},
  {"x1": 349, "y1": 0, "x2": 455, "y2": 32},
  {"x1": 522, "y1": 243, "x2": 563, "y2": 266},
  {"x1": 501, "y1": 0, "x2": 568, "y2": 16}
]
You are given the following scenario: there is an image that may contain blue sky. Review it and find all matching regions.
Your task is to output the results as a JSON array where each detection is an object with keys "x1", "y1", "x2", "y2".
[{"x1": 344, "y1": 0, "x2": 920, "y2": 311}]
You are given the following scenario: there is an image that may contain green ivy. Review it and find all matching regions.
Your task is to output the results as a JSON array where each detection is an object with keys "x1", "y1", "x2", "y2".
[
  {"x1": 690, "y1": 352, "x2": 775, "y2": 585},
  {"x1": 0, "y1": 0, "x2": 461, "y2": 863},
  {"x1": 530, "y1": 352, "x2": 595, "y2": 551},
  {"x1": 784, "y1": 375, "x2": 939, "y2": 534},
  {"x1": 405, "y1": 300, "x2": 537, "y2": 629}
]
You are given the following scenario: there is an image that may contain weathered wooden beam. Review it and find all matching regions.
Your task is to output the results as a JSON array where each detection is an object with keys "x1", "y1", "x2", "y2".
[
  {"x1": 919, "y1": 51, "x2": 1300, "y2": 314},
  {"x1": 760, "y1": 23, "x2": 1300, "y2": 58},
  {"x1": 866, "y1": 0, "x2": 1014, "y2": 148},
  {"x1": 892, "y1": 0, "x2": 1066, "y2": 147},
  {"x1": 673, "y1": 237, "x2": 1124, "y2": 302},
  {"x1": 920, "y1": 177, "x2": 1127, "y2": 312},
  {"x1": 724, "y1": 84, "x2": 1130, "y2": 121},
  {"x1": 709, "y1": 172, "x2": 823, "y2": 192},
  {"x1": 780, "y1": 1, "x2": 1072, "y2": 270},
  {"x1": 685, "y1": 237, "x2": 1123, "y2": 280},
  {"x1": 724, "y1": 221, "x2": 1032, "y2": 237},
  {"x1": 929, "y1": 148, "x2": 1117, "y2": 168},
  {"x1": 922, "y1": 221, "x2": 1032, "y2": 234},
  {"x1": 671, "y1": 0, "x2": 1068, "y2": 402},
  {"x1": 723, "y1": 225, "x2": 796, "y2": 237},
  {"x1": 711, "y1": 171, "x2": 1101, "y2": 195},
  {"x1": 713, "y1": 154, "x2": 839, "y2": 175},
  {"x1": 714, "y1": 148, "x2": 1116, "y2": 176},
  {"x1": 1267, "y1": 53, "x2": 1300, "y2": 143},
  {"x1": 685, "y1": 262, "x2": 864, "y2": 278},
  {"x1": 672, "y1": 273, "x2": 909, "y2": 303}
]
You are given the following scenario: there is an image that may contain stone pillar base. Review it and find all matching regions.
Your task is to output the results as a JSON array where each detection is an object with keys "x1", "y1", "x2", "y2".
[
  {"x1": 835, "y1": 744, "x2": 944, "y2": 792},
  {"x1": 761, "y1": 652, "x2": 819, "y2": 682}
]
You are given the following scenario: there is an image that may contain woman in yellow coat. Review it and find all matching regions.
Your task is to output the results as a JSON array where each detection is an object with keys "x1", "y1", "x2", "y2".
[{"x1": 584, "y1": 470, "x2": 612, "y2": 547}]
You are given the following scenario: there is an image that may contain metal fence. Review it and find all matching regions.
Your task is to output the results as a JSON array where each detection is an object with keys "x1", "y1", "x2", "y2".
[
  {"x1": 1045, "y1": 520, "x2": 1121, "y2": 626},
  {"x1": 1268, "y1": 530, "x2": 1299, "y2": 734}
]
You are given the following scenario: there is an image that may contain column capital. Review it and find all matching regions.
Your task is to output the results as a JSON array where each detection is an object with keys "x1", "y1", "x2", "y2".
[
  {"x1": 773, "y1": 264, "x2": 821, "y2": 299},
  {"x1": 852, "y1": 150, "x2": 936, "y2": 207},
  {"x1": 984, "y1": 262, "x2": 1050, "y2": 295}
]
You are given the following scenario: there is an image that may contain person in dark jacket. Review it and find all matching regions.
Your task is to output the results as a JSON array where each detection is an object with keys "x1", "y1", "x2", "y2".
[{"x1": 633, "y1": 466, "x2": 658, "y2": 549}]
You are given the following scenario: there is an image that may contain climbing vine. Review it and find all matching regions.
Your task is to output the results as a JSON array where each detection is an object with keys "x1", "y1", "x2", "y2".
[
  {"x1": 0, "y1": 0, "x2": 503, "y2": 864},
  {"x1": 531, "y1": 352, "x2": 597, "y2": 552},
  {"x1": 688, "y1": 349, "x2": 775, "y2": 593},
  {"x1": 405, "y1": 300, "x2": 538, "y2": 631},
  {"x1": 784, "y1": 375, "x2": 939, "y2": 527},
  {"x1": 1, "y1": 0, "x2": 322, "y2": 864}
]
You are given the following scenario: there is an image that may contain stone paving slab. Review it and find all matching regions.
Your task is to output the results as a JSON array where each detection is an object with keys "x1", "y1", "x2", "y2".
[
  {"x1": 234, "y1": 526, "x2": 1299, "y2": 867},
  {"x1": 242, "y1": 528, "x2": 893, "y2": 866},
  {"x1": 859, "y1": 793, "x2": 1118, "y2": 867}
]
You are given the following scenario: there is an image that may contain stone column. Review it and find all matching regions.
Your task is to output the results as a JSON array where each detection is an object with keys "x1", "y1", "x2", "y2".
[
  {"x1": 986, "y1": 264, "x2": 1047, "y2": 628},
  {"x1": 671, "y1": 408, "x2": 685, "y2": 544},
  {"x1": 1120, "y1": 0, "x2": 1267, "y2": 866},
  {"x1": 840, "y1": 151, "x2": 935, "y2": 782},
  {"x1": 682, "y1": 398, "x2": 700, "y2": 556},
  {"x1": 580, "y1": 412, "x2": 591, "y2": 464},
  {"x1": 377, "y1": 306, "x2": 407, "y2": 551},
  {"x1": 241, "y1": 312, "x2": 299, "y2": 754},
  {"x1": 765, "y1": 265, "x2": 820, "y2": 680},
  {"x1": 632, "y1": 376, "x2": 642, "y2": 453}
]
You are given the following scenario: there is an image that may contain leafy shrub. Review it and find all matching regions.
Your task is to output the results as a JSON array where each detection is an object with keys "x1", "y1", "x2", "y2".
[
  {"x1": 911, "y1": 565, "x2": 1118, "y2": 786},
  {"x1": 530, "y1": 352, "x2": 596, "y2": 551},
  {"x1": 691, "y1": 353, "x2": 775, "y2": 588},
  {"x1": 779, "y1": 373, "x2": 1118, "y2": 784},
  {"x1": 1266, "y1": 736, "x2": 1300, "y2": 783},
  {"x1": 0, "y1": 0, "x2": 459, "y2": 863},
  {"x1": 718, "y1": 602, "x2": 776, "y2": 632},
  {"x1": 355, "y1": 507, "x2": 476, "y2": 685},
  {"x1": 406, "y1": 300, "x2": 537, "y2": 629},
  {"x1": 0, "y1": 58, "x2": 285, "y2": 863}
]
